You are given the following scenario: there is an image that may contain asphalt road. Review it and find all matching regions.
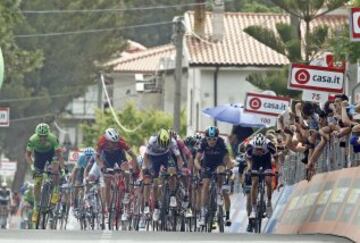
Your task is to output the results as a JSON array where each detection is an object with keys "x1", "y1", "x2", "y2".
[{"x1": 0, "y1": 230, "x2": 354, "y2": 243}]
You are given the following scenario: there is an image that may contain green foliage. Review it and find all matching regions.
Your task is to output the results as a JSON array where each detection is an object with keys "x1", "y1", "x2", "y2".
[
  {"x1": 270, "y1": 0, "x2": 349, "y2": 19},
  {"x1": 244, "y1": 26, "x2": 286, "y2": 56},
  {"x1": 81, "y1": 103, "x2": 186, "y2": 152},
  {"x1": 245, "y1": 0, "x2": 347, "y2": 97},
  {"x1": 246, "y1": 67, "x2": 301, "y2": 98},
  {"x1": 327, "y1": 25, "x2": 360, "y2": 64},
  {"x1": 225, "y1": 0, "x2": 281, "y2": 13}
]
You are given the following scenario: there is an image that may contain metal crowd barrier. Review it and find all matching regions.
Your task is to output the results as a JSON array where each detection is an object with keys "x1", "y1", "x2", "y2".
[{"x1": 282, "y1": 135, "x2": 360, "y2": 185}]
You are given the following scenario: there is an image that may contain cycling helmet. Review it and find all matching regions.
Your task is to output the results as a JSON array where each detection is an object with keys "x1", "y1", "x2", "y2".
[
  {"x1": 194, "y1": 133, "x2": 202, "y2": 141},
  {"x1": 184, "y1": 136, "x2": 196, "y2": 147},
  {"x1": 252, "y1": 134, "x2": 266, "y2": 148},
  {"x1": 205, "y1": 126, "x2": 219, "y2": 138},
  {"x1": 1, "y1": 181, "x2": 7, "y2": 188},
  {"x1": 84, "y1": 147, "x2": 95, "y2": 157},
  {"x1": 105, "y1": 128, "x2": 120, "y2": 142},
  {"x1": 35, "y1": 123, "x2": 50, "y2": 136},
  {"x1": 157, "y1": 129, "x2": 170, "y2": 148}
]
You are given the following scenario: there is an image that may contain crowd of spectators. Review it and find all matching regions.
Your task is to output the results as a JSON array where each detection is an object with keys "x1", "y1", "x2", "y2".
[{"x1": 228, "y1": 94, "x2": 360, "y2": 182}]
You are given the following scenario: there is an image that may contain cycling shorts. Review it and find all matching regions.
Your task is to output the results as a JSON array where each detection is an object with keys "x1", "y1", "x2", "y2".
[
  {"x1": 148, "y1": 153, "x2": 170, "y2": 178},
  {"x1": 34, "y1": 149, "x2": 55, "y2": 171},
  {"x1": 201, "y1": 163, "x2": 225, "y2": 179},
  {"x1": 250, "y1": 152, "x2": 272, "y2": 173},
  {"x1": 100, "y1": 149, "x2": 126, "y2": 169}
]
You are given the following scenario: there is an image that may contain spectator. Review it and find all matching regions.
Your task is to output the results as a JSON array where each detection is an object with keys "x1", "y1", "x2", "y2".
[{"x1": 228, "y1": 125, "x2": 253, "y2": 157}]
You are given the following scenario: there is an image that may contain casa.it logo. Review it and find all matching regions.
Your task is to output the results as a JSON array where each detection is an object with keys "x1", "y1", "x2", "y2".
[
  {"x1": 249, "y1": 97, "x2": 262, "y2": 110},
  {"x1": 295, "y1": 69, "x2": 310, "y2": 84}
]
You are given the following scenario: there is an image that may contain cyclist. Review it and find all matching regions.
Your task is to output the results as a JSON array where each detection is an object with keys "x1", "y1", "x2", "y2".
[
  {"x1": 194, "y1": 126, "x2": 233, "y2": 226},
  {"x1": 25, "y1": 123, "x2": 64, "y2": 224},
  {"x1": 246, "y1": 133, "x2": 276, "y2": 219},
  {"x1": 143, "y1": 129, "x2": 184, "y2": 221},
  {"x1": 20, "y1": 183, "x2": 34, "y2": 229},
  {"x1": 169, "y1": 130, "x2": 193, "y2": 209},
  {"x1": 96, "y1": 128, "x2": 137, "y2": 215},
  {"x1": 70, "y1": 147, "x2": 96, "y2": 210},
  {"x1": 0, "y1": 181, "x2": 11, "y2": 229}
]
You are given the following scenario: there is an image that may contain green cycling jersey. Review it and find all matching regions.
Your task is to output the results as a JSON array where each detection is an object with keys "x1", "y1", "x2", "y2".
[{"x1": 26, "y1": 133, "x2": 60, "y2": 153}]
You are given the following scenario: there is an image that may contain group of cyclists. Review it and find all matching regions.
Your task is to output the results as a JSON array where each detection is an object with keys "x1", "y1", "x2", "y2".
[{"x1": 21, "y1": 122, "x2": 279, "y2": 232}]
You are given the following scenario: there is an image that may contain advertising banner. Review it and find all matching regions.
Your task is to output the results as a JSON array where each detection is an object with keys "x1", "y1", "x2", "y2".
[
  {"x1": 288, "y1": 64, "x2": 344, "y2": 93},
  {"x1": 244, "y1": 92, "x2": 290, "y2": 117}
]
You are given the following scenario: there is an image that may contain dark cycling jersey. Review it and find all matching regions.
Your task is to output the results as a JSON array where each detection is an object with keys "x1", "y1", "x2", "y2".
[
  {"x1": 198, "y1": 137, "x2": 228, "y2": 166},
  {"x1": 246, "y1": 139, "x2": 276, "y2": 171}
]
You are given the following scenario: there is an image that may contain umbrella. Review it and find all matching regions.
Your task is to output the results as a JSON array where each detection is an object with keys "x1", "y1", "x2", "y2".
[{"x1": 202, "y1": 103, "x2": 266, "y2": 127}]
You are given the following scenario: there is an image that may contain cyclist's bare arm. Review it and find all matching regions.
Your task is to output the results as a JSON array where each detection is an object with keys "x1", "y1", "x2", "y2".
[
  {"x1": 126, "y1": 149, "x2": 138, "y2": 170},
  {"x1": 175, "y1": 155, "x2": 184, "y2": 169},
  {"x1": 55, "y1": 149, "x2": 65, "y2": 169},
  {"x1": 194, "y1": 152, "x2": 202, "y2": 171},
  {"x1": 70, "y1": 166, "x2": 77, "y2": 184},
  {"x1": 223, "y1": 154, "x2": 234, "y2": 169},
  {"x1": 25, "y1": 151, "x2": 33, "y2": 166}
]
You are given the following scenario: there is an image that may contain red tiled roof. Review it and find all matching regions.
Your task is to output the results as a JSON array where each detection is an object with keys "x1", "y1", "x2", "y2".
[
  {"x1": 185, "y1": 11, "x2": 347, "y2": 67},
  {"x1": 105, "y1": 44, "x2": 175, "y2": 73}
]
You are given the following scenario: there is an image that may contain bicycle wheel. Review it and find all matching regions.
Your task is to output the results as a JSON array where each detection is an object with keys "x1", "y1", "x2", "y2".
[
  {"x1": 108, "y1": 187, "x2": 118, "y2": 230},
  {"x1": 40, "y1": 183, "x2": 51, "y2": 229},
  {"x1": 217, "y1": 206, "x2": 224, "y2": 233}
]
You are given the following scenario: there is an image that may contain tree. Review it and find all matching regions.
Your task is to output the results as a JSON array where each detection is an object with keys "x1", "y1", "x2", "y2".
[
  {"x1": 327, "y1": 0, "x2": 360, "y2": 64},
  {"x1": 1, "y1": 0, "x2": 128, "y2": 190},
  {"x1": 0, "y1": 0, "x2": 44, "y2": 190},
  {"x1": 243, "y1": 0, "x2": 348, "y2": 97},
  {"x1": 270, "y1": 0, "x2": 349, "y2": 63},
  {"x1": 225, "y1": 0, "x2": 281, "y2": 13},
  {"x1": 81, "y1": 103, "x2": 187, "y2": 152}
]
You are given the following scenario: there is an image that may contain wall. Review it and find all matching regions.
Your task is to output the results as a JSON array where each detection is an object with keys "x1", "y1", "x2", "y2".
[
  {"x1": 187, "y1": 67, "x2": 265, "y2": 135},
  {"x1": 111, "y1": 72, "x2": 162, "y2": 111}
]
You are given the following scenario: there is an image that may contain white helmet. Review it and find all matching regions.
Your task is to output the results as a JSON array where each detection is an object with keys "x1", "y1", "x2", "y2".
[
  {"x1": 252, "y1": 134, "x2": 266, "y2": 148},
  {"x1": 105, "y1": 128, "x2": 120, "y2": 142},
  {"x1": 1, "y1": 181, "x2": 7, "y2": 188}
]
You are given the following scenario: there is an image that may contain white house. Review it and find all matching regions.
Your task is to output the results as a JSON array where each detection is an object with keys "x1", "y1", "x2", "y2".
[{"x1": 104, "y1": 43, "x2": 188, "y2": 114}]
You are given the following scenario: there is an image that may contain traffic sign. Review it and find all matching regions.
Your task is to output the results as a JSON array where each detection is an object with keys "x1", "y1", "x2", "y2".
[
  {"x1": 0, "y1": 107, "x2": 9, "y2": 127},
  {"x1": 350, "y1": 8, "x2": 360, "y2": 42},
  {"x1": 288, "y1": 64, "x2": 344, "y2": 93},
  {"x1": 244, "y1": 92, "x2": 290, "y2": 117}
]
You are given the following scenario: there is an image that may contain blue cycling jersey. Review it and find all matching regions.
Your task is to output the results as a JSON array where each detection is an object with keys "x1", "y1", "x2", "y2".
[{"x1": 77, "y1": 154, "x2": 95, "y2": 168}]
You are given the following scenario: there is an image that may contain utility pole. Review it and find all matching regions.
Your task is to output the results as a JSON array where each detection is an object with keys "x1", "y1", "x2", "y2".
[
  {"x1": 97, "y1": 73, "x2": 103, "y2": 110},
  {"x1": 172, "y1": 16, "x2": 185, "y2": 133}
]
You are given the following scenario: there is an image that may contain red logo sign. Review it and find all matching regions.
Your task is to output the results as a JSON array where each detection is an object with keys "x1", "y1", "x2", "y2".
[
  {"x1": 295, "y1": 69, "x2": 310, "y2": 84},
  {"x1": 351, "y1": 8, "x2": 360, "y2": 41},
  {"x1": 249, "y1": 97, "x2": 261, "y2": 110}
]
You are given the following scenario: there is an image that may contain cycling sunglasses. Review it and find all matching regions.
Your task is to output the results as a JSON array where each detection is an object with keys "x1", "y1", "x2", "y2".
[{"x1": 206, "y1": 137, "x2": 218, "y2": 142}]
